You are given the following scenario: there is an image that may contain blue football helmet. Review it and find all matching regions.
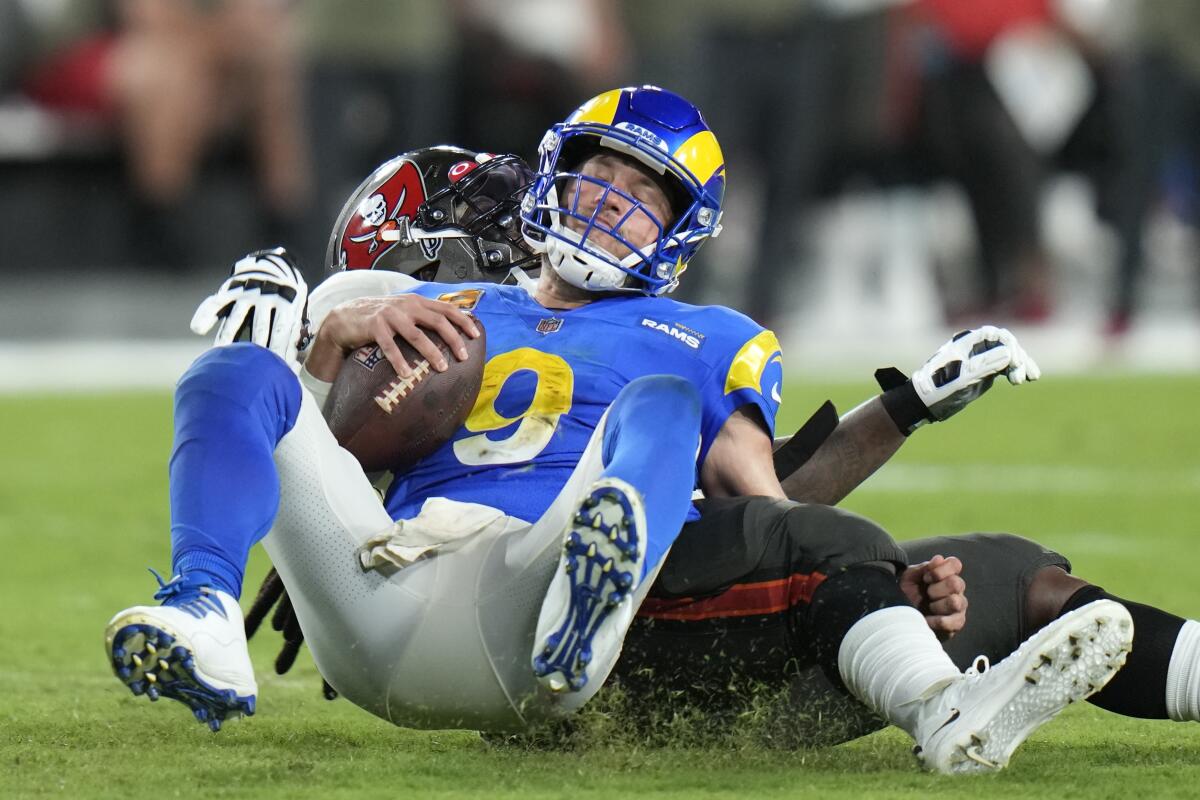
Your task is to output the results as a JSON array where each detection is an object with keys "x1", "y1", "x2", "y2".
[{"x1": 520, "y1": 86, "x2": 725, "y2": 296}]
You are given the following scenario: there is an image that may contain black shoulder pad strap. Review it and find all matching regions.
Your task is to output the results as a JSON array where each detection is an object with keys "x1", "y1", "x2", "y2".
[{"x1": 772, "y1": 399, "x2": 839, "y2": 480}]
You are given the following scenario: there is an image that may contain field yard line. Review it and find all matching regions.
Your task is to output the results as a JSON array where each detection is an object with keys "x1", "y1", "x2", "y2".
[
  {"x1": 0, "y1": 340, "x2": 206, "y2": 393},
  {"x1": 0, "y1": 670, "x2": 336, "y2": 692},
  {"x1": 3, "y1": 322, "x2": 1200, "y2": 392},
  {"x1": 781, "y1": 316, "x2": 1200, "y2": 376},
  {"x1": 1035, "y1": 530, "x2": 1144, "y2": 555},
  {"x1": 861, "y1": 463, "x2": 1200, "y2": 494},
  {"x1": 0, "y1": 669, "x2": 116, "y2": 687}
]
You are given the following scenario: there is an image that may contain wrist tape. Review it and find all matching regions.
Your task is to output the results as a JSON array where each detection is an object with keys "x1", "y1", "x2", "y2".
[{"x1": 875, "y1": 367, "x2": 934, "y2": 436}]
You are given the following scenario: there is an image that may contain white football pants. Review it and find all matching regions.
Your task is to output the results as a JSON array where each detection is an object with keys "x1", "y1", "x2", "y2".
[{"x1": 261, "y1": 386, "x2": 653, "y2": 731}]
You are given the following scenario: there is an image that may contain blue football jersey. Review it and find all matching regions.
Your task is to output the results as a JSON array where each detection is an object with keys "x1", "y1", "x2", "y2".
[{"x1": 384, "y1": 282, "x2": 783, "y2": 523}]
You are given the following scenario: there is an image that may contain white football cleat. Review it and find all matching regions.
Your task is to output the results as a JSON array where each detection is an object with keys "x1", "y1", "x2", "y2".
[
  {"x1": 532, "y1": 477, "x2": 646, "y2": 693},
  {"x1": 104, "y1": 573, "x2": 257, "y2": 731},
  {"x1": 912, "y1": 599, "x2": 1133, "y2": 774}
]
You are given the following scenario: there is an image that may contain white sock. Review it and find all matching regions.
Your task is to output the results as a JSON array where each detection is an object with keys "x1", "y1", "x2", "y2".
[
  {"x1": 838, "y1": 605, "x2": 961, "y2": 735},
  {"x1": 1166, "y1": 619, "x2": 1200, "y2": 721}
]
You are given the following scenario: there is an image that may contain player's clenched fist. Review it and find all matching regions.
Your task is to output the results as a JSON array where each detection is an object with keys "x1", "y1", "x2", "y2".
[
  {"x1": 900, "y1": 555, "x2": 968, "y2": 640},
  {"x1": 306, "y1": 293, "x2": 481, "y2": 381}
]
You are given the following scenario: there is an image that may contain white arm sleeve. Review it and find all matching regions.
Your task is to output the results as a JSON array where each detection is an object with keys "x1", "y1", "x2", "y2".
[
  {"x1": 296, "y1": 269, "x2": 421, "y2": 372},
  {"x1": 299, "y1": 364, "x2": 335, "y2": 417},
  {"x1": 306, "y1": 270, "x2": 421, "y2": 334}
]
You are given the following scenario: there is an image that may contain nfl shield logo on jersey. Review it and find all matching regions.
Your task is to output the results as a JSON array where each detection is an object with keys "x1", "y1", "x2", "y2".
[{"x1": 536, "y1": 317, "x2": 564, "y2": 335}]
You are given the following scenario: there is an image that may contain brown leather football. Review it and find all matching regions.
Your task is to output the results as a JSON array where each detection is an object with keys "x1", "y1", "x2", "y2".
[{"x1": 325, "y1": 321, "x2": 486, "y2": 472}]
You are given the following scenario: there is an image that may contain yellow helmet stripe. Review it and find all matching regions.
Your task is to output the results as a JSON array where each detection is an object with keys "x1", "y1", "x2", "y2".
[
  {"x1": 724, "y1": 330, "x2": 782, "y2": 395},
  {"x1": 672, "y1": 130, "x2": 724, "y2": 188},
  {"x1": 569, "y1": 89, "x2": 623, "y2": 126}
]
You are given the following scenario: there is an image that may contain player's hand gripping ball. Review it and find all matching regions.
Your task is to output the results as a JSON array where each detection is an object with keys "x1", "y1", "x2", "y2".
[{"x1": 325, "y1": 320, "x2": 486, "y2": 472}]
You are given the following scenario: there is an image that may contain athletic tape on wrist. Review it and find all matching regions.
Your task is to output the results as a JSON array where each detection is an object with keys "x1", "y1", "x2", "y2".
[{"x1": 875, "y1": 367, "x2": 933, "y2": 436}]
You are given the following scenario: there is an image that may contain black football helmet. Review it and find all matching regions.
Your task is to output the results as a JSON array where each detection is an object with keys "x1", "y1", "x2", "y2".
[{"x1": 326, "y1": 145, "x2": 539, "y2": 283}]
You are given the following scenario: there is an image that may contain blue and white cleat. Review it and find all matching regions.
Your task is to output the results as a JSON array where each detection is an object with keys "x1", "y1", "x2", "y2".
[
  {"x1": 912, "y1": 599, "x2": 1133, "y2": 774},
  {"x1": 532, "y1": 477, "x2": 647, "y2": 693},
  {"x1": 104, "y1": 573, "x2": 258, "y2": 731}
]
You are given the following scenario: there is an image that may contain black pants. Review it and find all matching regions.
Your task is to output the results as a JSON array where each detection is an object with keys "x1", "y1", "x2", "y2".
[{"x1": 613, "y1": 497, "x2": 1069, "y2": 746}]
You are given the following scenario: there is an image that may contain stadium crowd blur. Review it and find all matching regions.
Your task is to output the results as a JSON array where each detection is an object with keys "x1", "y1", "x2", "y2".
[{"x1": 2, "y1": 0, "x2": 1199, "y2": 337}]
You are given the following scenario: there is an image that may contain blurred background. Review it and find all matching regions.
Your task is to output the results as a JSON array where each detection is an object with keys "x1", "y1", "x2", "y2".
[{"x1": 3, "y1": 0, "x2": 1200, "y2": 388}]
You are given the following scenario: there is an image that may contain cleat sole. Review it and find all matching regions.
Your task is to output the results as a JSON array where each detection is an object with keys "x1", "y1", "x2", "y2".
[
  {"x1": 533, "y1": 484, "x2": 643, "y2": 692},
  {"x1": 105, "y1": 620, "x2": 255, "y2": 732}
]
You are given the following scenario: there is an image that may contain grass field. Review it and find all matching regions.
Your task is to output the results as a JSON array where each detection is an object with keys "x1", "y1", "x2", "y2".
[{"x1": 3, "y1": 375, "x2": 1200, "y2": 798}]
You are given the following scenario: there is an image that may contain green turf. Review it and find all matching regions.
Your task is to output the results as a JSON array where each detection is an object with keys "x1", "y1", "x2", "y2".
[{"x1": 3, "y1": 377, "x2": 1200, "y2": 798}]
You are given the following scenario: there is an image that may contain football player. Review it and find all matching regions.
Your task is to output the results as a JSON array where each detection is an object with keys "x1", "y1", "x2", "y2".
[
  {"x1": 292, "y1": 145, "x2": 1200, "y2": 738},
  {"x1": 104, "y1": 87, "x2": 1130, "y2": 775},
  {"x1": 250, "y1": 131, "x2": 1200, "y2": 748},
  {"x1": 275, "y1": 144, "x2": 1200, "y2": 744}
]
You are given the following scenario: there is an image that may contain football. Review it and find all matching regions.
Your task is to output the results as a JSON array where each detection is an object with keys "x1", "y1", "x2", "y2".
[{"x1": 325, "y1": 321, "x2": 486, "y2": 472}]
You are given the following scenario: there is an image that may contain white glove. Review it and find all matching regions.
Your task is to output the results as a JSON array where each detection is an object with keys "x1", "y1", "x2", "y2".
[
  {"x1": 190, "y1": 247, "x2": 309, "y2": 364},
  {"x1": 912, "y1": 325, "x2": 1041, "y2": 423}
]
